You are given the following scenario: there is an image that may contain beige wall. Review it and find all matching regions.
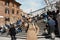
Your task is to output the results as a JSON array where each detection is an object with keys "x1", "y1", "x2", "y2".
[
  {"x1": 0, "y1": 0, "x2": 5, "y2": 26},
  {"x1": 0, "y1": 0, "x2": 22, "y2": 26}
]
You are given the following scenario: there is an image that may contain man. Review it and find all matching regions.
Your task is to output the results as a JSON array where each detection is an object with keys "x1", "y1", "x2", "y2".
[
  {"x1": 9, "y1": 24, "x2": 16, "y2": 40},
  {"x1": 48, "y1": 17, "x2": 56, "y2": 40}
]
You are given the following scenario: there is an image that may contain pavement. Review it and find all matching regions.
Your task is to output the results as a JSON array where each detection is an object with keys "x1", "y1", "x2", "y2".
[
  {"x1": 0, "y1": 32, "x2": 60, "y2": 40},
  {"x1": 0, "y1": 19, "x2": 60, "y2": 40},
  {"x1": 0, "y1": 28, "x2": 60, "y2": 40},
  {"x1": 0, "y1": 36, "x2": 60, "y2": 40}
]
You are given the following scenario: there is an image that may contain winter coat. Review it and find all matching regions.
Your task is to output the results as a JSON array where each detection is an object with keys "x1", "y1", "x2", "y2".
[{"x1": 9, "y1": 27, "x2": 16, "y2": 36}]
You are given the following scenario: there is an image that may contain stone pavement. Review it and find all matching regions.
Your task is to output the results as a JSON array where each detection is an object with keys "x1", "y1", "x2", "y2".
[
  {"x1": 0, "y1": 31, "x2": 46, "y2": 39},
  {"x1": 0, "y1": 32, "x2": 60, "y2": 40},
  {"x1": 0, "y1": 36, "x2": 60, "y2": 40}
]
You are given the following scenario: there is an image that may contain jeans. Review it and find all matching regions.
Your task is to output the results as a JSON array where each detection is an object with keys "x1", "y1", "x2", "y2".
[{"x1": 10, "y1": 35, "x2": 16, "y2": 40}]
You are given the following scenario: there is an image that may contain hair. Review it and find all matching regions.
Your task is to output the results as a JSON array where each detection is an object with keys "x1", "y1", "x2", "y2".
[
  {"x1": 10, "y1": 24, "x2": 14, "y2": 28},
  {"x1": 25, "y1": 23, "x2": 29, "y2": 32},
  {"x1": 56, "y1": 9, "x2": 59, "y2": 14}
]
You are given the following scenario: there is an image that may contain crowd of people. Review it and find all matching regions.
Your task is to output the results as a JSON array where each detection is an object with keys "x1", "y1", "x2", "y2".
[
  {"x1": 0, "y1": 9, "x2": 60, "y2": 40},
  {"x1": 41, "y1": 9, "x2": 60, "y2": 40},
  {"x1": 0, "y1": 16, "x2": 40, "y2": 40}
]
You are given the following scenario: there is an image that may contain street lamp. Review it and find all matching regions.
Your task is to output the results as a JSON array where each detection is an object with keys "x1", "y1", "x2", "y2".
[
  {"x1": 44, "y1": 0, "x2": 52, "y2": 10},
  {"x1": 44, "y1": 0, "x2": 51, "y2": 6}
]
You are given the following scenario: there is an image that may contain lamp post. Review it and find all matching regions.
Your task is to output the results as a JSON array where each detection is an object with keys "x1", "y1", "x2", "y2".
[
  {"x1": 44, "y1": 0, "x2": 50, "y2": 6},
  {"x1": 44, "y1": 0, "x2": 52, "y2": 10}
]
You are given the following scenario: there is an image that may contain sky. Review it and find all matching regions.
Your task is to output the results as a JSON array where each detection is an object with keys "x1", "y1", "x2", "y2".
[{"x1": 16, "y1": 0, "x2": 47, "y2": 13}]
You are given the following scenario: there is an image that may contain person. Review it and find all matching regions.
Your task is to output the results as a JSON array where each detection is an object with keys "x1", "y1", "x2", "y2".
[
  {"x1": 0, "y1": 27, "x2": 2, "y2": 32},
  {"x1": 48, "y1": 17, "x2": 56, "y2": 40},
  {"x1": 44, "y1": 24, "x2": 48, "y2": 35},
  {"x1": 53, "y1": 10, "x2": 59, "y2": 35},
  {"x1": 9, "y1": 24, "x2": 16, "y2": 40},
  {"x1": 53, "y1": 18, "x2": 59, "y2": 35},
  {"x1": 0, "y1": 27, "x2": 2, "y2": 35},
  {"x1": 24, "y1": 22, "x2": 29, "y2": 33},
  {"x1": 24, "y1": 17, "x2": 39, "y2": 40}
]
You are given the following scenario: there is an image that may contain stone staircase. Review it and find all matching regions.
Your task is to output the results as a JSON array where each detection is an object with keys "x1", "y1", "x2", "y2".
[
  {"x1": 0, "y1": 30, "x2": 46, "y2": 39},
  {"x1": 0, "y1": 19, "x2": 47, "y2": 39},
  {"x1": 36, "y1": 19, "x2": 46, "y2": 35}
]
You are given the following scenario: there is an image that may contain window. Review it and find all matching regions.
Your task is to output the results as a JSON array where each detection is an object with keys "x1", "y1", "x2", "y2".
[
  {"x1": 5, "y1": 8, "x2": 9, "y2": 14},
  {"x1": 17, "y1": 6, "x2": 19, "y2": 8},
  {"x1": 12, "y1": 9, "x2": 14, "y2": 14},
  {"x1": 12, "y1": 1, "x2": 14, "y2": 7},
  {"x1": 5, "y1": 0, "x2": 9, "y2": 6},
  {"x1": 5, "y1": 17, "x2": 10, "y2": 21},
  {"x1": 17, "y1": 11, "x2": 19, "y2": 14}
]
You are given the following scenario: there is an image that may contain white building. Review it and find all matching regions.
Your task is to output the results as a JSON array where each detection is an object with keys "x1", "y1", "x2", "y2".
[{"x1": 28, "y1": 0, "x2": 60, "y2": 17}]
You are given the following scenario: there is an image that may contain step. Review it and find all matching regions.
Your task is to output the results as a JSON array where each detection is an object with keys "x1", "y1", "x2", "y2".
[{"x1": 20, "y1": 36, "x2": 45, "y2": 39}]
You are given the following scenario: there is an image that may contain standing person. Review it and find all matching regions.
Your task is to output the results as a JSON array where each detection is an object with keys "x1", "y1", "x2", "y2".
[
  {"x1": 48, "y1": 17, "x2": 56, "y2": 40},
  {"x1": 24, "y1": 17, "x2": 39, "y2": 40},
  {"x1": 24, "y1": 22, "x2": 29, "y2": 33},
  {"x1": 9, "y1": 24, "x2": 16, "y2": 40},
  {"x1": 53, "y1": 18, "x2": 59, "y2": 35}
]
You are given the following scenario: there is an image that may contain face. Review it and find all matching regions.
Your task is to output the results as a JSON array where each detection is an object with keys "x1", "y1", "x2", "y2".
[
  {"x1": 11, "y1": 24, "x2": 14, "y2": 28},
  {"x1": 21, "y1": 19, "x2": 24, "y2": 23},
  {"x1": 24, "y1": 23, "x2": 28, "y2": 28},
  {"x1": 14, "y1": 24, "x2": 16, "y2": 28},
  {"x1": 28, "y1": 18, "x2": 32, "y2": 22}
]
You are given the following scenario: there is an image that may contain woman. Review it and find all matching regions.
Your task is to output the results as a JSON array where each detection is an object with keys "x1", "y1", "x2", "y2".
[{"x1": 24, "y1": 18, "x2": 39, "y2": 40}]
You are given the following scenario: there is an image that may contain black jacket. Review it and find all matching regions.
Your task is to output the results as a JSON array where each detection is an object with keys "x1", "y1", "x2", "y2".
[{"x1": 9, "y1": 27, "x2": 16, "y2": 36}]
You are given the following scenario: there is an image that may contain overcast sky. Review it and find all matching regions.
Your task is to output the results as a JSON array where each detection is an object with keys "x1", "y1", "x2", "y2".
[{"x1": 16, "y1": 0, "x2": 49, "y2": 13}]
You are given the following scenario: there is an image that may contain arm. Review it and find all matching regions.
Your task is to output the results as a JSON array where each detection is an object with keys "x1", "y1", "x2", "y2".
[
  {"x1": 35, "y1": 24, "x2": 39, "y2": 35},
  {"x1": 33, "y1": 23, "x2": 39, "y2": 35}
]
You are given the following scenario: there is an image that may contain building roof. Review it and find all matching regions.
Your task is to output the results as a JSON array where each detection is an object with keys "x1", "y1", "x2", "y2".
[
  {"x1": 2, "y1": 0, "x2": 21, "y2": 6},
  {"x1": 14, "y1": 0, "x2": 21, "y2": 6}
]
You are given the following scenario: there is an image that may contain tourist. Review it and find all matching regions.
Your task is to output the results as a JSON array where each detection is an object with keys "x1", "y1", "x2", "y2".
[
  {"x1": 24, "y1": 17, "x2": 39, "y2": 40},
  {"x1": 9, "y1": 24, "x2": 16, "y2": 40},
  {"x1": 48, "y1": 17, "x2": 56, "y2": 40}
]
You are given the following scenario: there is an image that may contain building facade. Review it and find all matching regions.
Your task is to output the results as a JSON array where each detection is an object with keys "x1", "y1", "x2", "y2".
[
  {"x1": 56, "y1": 1, "x2": 60, "y2": 10},
  {"x1": 0, "y1": 0, "x2": 22, "y2": 26}
]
